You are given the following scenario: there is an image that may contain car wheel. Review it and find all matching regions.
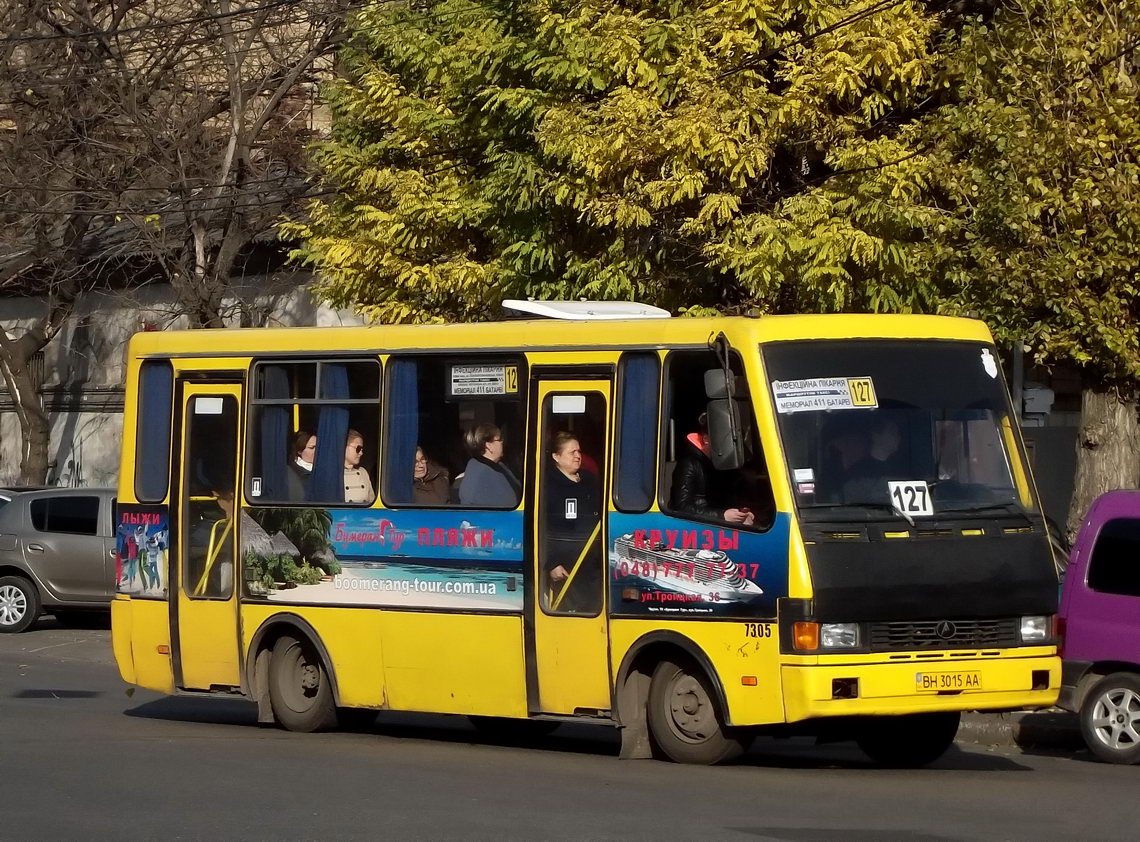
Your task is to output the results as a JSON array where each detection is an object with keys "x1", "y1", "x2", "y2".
[
  {"x1": 855, "y1": 711, "x2": 960, "y2": 767},
  {"x1": 647, "y1": 657, "x2": 745, "y2": 764},
  {"x1": 0, "y1": 575, "x2": 40, "y2": 634},
  {"x1": 268, "y1": 634, "x2": 338, "y2": 732},
  {"x1": 1079, "y1": 672, "x2": 1140, "y2": 765}
]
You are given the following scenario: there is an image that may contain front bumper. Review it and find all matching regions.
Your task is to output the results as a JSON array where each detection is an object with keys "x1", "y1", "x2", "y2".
[{"x1": 781, "y1": 652, "x2": 1060, "y2": 722}]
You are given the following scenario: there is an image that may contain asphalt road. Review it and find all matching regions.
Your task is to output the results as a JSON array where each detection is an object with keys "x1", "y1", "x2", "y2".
[{"x1": 1, "y1": 617, "x2": 1137, "y2": 841}]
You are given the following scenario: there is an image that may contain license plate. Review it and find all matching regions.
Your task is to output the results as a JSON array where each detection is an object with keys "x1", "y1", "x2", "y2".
[{"x1": 915, "y1": 671, "x2": 981, "y2": 692}]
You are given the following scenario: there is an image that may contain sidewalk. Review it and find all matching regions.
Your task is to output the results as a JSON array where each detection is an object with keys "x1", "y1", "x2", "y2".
[{"x1": 957, "y1": 709, "x2": 1084, "y2": 751}]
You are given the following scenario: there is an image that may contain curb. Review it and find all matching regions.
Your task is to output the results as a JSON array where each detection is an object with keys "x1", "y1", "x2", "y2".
[{"x1": 957, "y1": 709, "x2": 1084, "y2": 750}]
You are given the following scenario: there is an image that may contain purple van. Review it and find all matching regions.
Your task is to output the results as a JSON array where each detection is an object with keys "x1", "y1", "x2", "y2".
[{"x1": 1058, "y1": 490, "x2": 1140, "y2": 764}]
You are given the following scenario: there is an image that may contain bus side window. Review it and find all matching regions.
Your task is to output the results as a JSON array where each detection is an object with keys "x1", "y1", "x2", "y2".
[
  {"x1": 382, "y1": 355, "x2": 526, "y2": 509},
  {"x1": 613, "y1": 352, "x2": 660, "y2": 513},
  {"x1": 246, "y1": 359, "x2": 380, "y2": 506},
  {"x1": 660, "y1": 350, "x2": 774, "y2": 530},
  {"x1": 135, "y1": 360, "x2": 174, "y2": 503}
]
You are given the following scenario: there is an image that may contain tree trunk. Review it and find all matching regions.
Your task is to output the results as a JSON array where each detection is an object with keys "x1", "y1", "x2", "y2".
[
  {"x1": 1065, "y1": 388, "x2": 1140, "y2": 542},
  {"x1": 0, "y1": 341, "x2": 50, "y2": 486}
]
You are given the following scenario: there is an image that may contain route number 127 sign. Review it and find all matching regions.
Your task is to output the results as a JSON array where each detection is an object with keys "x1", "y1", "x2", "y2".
[{"x1": 888, "y1": 480, "x2": 934, "y2": 517}]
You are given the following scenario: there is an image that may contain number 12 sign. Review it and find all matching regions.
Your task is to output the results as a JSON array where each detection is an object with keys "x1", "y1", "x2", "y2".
[{"x1": 888, "y1": 480, "x2": 934, "y2": 517}]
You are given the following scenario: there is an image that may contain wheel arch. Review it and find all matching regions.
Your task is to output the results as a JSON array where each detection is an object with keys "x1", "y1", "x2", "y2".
[
  {"x1": 244, "y1": 613, "x2": 343, "y2": 718},
  {"x1": 1074, "y1": 662, "x2": 1140, "y2": 711}
]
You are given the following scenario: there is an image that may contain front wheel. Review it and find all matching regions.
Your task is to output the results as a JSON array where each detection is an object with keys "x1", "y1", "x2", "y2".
[
  {"x1": 268, "y1": 635, "x2": 338, "y2": 732},
  {"x1": 1079, "y1": 672, "x2": 1140, "y2": 765},
  {"x1": 647, "y1": 657, "x2": 745, "y2": 764},
  {"x1": 0, "y1": 575, "x2": 40, "y2": 634},
  {"x1": 855, "y1": 711, "x2": 960, "y2": 767}
]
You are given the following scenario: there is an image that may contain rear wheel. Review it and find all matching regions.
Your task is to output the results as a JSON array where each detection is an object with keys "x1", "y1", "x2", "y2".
[
  {"x1": 268, "y1": 635, "x2": 337, "y2": 732},
  {"x1": 1079, "y1": 672, "x2": 1140, "y2": 765},
  {"x1": 855, "y1": 711, "x2": 960, "y2": 767},
  {"x1": 647, "y1": 657, "x2": 744, "y2": 765},
  {"x1": 0, "y1": 575, "x2": 39, "y2": 634}
]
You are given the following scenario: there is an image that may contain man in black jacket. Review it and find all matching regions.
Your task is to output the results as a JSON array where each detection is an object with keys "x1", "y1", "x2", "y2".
[{"x1": 670, "y1": 418, "x2": 755, "y2": 526}]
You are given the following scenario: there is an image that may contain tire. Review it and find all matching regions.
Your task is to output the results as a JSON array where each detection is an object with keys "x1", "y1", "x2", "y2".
[
  {"x1": 268, "y1": 635, "x2": 338, "y2": 732},
  {"x1": 855, "y1": 711, "x2": 961, "y2": 767},
  {"x1": 1079, "y1": 672, "x2": 1140, "y2": 765},
  {"x1": 647, "y1": 657, "x2": 744, "y2": 765},
  {"x1": 469, "y1": 716, "x2": 560, "y2": 742},
  {"x1": 0, "y1": 575, "x2": 40, "y2": 634}
]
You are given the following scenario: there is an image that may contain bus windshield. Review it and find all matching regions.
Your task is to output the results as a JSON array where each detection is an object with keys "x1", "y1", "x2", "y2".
[{"x1": 763, "y1": 340, "x2": 1034, "y2": 520}]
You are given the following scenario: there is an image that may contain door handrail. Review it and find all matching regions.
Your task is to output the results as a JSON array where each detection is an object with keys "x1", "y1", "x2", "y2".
[{"x1": 550, "y1": 521, "x2": 601, "y2": 612}]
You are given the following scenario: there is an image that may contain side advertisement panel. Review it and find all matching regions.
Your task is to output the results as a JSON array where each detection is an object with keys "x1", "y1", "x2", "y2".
[
  {"x1": 608, "y1": 512, "x2": 790, "y2": 618},
  {"x1": 240, "y1": 507, "x2": 524, "y2": 612},
  {"x1": 115, "y1": 504, "x2": 170, "y2": 598}
]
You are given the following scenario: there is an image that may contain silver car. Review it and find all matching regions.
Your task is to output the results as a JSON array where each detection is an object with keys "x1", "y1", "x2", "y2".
[{"x1": 0, "y1": 488, "x2": 118, "y2": 633}]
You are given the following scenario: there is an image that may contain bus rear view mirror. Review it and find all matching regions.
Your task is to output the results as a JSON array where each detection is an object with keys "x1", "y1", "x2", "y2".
[
  {"x1": 706, "y1": 398, "x2": 745, "y2": 471},
  {"x1": 704, "y1": 370, "x2": 747, "y2": 400}
]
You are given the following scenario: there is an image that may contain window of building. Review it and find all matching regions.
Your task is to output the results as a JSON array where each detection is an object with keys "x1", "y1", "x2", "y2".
[
  {"x1": 613, "y1": 352, "x2": 660, "y2": 513},
  {"x1": 246, "y1": 359, "x2": 380, "y2": 506},
  {"x1": 30, "y1": 496, "x2": 100, "y2": 536},
  {"x1": 659, "y1": 351, "x2": 774, "y2": 530},
  {"x1": 383, "y1": 356, "x2": 525, "y2": 508},
  {"x1": 1087, "y1": 518, "x2": 1140, "y2": 598},
  {"x1": 135, "y1": 360, "x2": 174, "y2": 503}
]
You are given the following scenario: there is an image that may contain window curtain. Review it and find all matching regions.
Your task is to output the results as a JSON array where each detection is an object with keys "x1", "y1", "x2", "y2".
[
  {"x1": 385, "y1": 358, "x2": 419, "y2": 504},
  {"x1": 617, "y1": 353, "x2": 660, "y2": 511},
  {"x1": 258, "y1": 365, "x2": 291, "y2": 501},
  {"x1": 308, "y1": 363, "x2": 350, "y2": 503},
  {"x1": 135, "y1": 361, "x2": 174, "y2": 503}
]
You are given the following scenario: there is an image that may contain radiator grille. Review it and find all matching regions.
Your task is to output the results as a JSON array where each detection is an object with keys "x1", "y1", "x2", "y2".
[{"x1": 868, "y1": 618, "x2": 1020, "y2": 651}]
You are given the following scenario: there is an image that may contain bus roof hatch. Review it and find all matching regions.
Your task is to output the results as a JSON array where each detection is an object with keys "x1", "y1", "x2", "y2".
[{"x1": 502, "y1": 299, "x2": 672, "y2": 321}]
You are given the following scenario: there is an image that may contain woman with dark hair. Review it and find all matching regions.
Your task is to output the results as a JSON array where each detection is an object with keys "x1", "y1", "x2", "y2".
[
  {"x1": 543, "y1": 431, "x2": 600, "y2": 612},
  {"x1": 458, "y1": 423, "x2": 520, "y2": 507},
  {"x1": 286, "y1": 430, "x2": 316, "y2": 500}
]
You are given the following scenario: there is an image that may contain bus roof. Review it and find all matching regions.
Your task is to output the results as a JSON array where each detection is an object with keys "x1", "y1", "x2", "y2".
[{"x1": 127, "y1": 312, "x2": 994, "y2": 359}]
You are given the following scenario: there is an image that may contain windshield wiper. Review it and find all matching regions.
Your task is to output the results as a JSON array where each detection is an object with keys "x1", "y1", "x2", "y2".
[
  {"x1": 937, "y1": 503, "x2": 1027, "y2": 516},
  {"x1": 803, "y1": 502, "x2": 916, "y2": 527}
]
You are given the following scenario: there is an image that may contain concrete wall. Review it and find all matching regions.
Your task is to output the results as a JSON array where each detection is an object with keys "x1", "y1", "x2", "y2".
[{"x1": 0, "y1": 276, "x2": 364, "y2": 487}]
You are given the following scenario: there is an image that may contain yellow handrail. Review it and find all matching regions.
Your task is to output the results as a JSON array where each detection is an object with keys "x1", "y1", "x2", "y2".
[
  {"x1": 194, "y1": 516, "x2": 233, "y2": 596},
  {"x1": 550, "y1": 521, "x2": 602, "y2": 612}
]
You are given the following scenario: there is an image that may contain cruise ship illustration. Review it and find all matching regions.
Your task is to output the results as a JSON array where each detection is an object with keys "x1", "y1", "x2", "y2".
[{"x1": 613, "y1": 534, "x2": 764, "y2": 602}]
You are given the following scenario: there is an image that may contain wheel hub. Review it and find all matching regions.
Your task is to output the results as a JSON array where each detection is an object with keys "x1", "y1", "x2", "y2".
[
  {"x1": 300, "y1": 663, "x2": 320, "y2": 691},
  {"x1": 0, "y1": 584, "x2": 28, "y2": 625},
  {"x1": 1092, "y1": 688, "x2": 1140, "y2": 751},
  {"x1": 668, "y1": 675, "x2": 715, "y2": 742}
]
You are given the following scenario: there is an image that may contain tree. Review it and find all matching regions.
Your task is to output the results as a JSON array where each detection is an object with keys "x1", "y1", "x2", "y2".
[
  {"x1": 1, "y1": 0, "x2": 347, "y2": 482},
  {"x1": 746, "y1": 0, "x2": 1140, "y2": 534},
  {"x1": 289, "y1": 0, "x2": 943, "y2": 323}
]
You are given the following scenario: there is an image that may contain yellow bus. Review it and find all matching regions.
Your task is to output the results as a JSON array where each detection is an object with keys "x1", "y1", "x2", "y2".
[{"x1": 111, "y1": 301, "x2": 1060, "y2": 766}]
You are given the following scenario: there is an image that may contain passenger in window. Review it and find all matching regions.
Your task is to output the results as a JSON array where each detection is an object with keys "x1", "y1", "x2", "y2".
[
  {"x1": 458, "y1": 423, "x2": 521, "y2": 507},
  {"x1": 343, "y1": 429, "x2": 375, "y2": 504},
  {"x1": 671, "y1": 414, "x2": 755, "y2": 526},
  {"x1": 287, "y1": 430, "x2": 316, "y2": 500},
  {"x1": 544, "y1": 432, "x2": 601, "y2": 611},
  {"x1": 413, "y1": 446, "x2": 450, "y2": 505}
]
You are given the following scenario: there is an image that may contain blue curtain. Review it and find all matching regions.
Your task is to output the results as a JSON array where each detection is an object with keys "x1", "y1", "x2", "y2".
[
  {"x1": 258, "y1": 366, "x2": 291, "y2": 501},
  {"x1": 386, "y1": 358, "x2": 419, "y2": 504},
  {"x1": 616, "y1": 353, "x2": 660, "y2": 511},
  {"x1": 308, "y1": 363, "x2": 350, "y2": 503},
  {"x1": 134, "y1": 361, "x2": 173, "y2": 503}
]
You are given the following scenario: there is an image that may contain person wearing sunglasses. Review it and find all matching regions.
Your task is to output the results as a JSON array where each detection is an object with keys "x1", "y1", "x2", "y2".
[{"x1": 343, "y1": 429, "x2": 375, "y2": 504}]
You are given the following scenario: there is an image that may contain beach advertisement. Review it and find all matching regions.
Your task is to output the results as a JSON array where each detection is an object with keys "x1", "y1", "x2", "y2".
[
  {"x1": 607, "y1": 512, "x2": 790, "y2": 618},
  {"x1": 241, "y1": 507, "x2": 525, "y2": 611}
]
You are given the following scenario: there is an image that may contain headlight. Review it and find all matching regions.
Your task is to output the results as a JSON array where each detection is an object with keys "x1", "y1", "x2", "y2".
[
  {"x1": 1020, "y1": 615, "x2": 1050, "y2": 642},
  {"x1": 820, "y1": 622, "x2": 859, "y2": 649}
]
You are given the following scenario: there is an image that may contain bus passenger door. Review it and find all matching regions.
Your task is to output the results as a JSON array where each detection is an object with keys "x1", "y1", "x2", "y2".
[
  {"x1": 173, "y1": 383, "x2": 242, "y2": 691},
  {"x1": 531, "y1": 381, "x2": 612, "y2": 714}
]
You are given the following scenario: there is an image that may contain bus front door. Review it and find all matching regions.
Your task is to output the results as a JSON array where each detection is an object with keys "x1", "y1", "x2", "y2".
[
  {"x1": 173, "y1": 383, "x2": 242, "y2": 691},
  {"x1": 531, "y1": 381, "x2": 612, "y2": 714}
]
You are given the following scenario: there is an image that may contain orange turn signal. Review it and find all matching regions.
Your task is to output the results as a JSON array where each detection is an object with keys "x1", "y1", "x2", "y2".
[
  {"x1": 157, "y1": 645, "x2": 170, "y2": 655},
  {"x1": 741, "y1": 676, "x2": 758, "y2": 686},
  {"x1": 793, "y1": 622, "x2": 819, "y2": 652}
]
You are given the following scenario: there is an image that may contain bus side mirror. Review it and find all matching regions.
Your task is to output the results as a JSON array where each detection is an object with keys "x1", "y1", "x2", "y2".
[
  {"x1": 704, "y1": 370, "x2": 747, "y2": 400},
  {"x1": 706, "y1": 399, "x2": 745, "y2": 470}
]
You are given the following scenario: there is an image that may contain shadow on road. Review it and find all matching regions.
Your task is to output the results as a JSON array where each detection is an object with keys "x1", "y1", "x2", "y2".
[
  {"x1": 741, "y1": 739, "x2": 1032, "y2": 772},
  {"x1": 125, "y1": 695, "x2": 259, "y2": 727}
]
